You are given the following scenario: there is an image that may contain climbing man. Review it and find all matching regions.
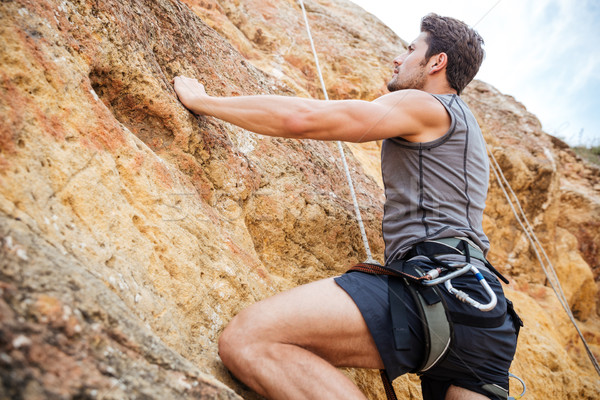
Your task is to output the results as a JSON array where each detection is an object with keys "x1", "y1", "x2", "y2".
[{"x1": 173, "y1": 13, "x2": 520, "y2": 400}]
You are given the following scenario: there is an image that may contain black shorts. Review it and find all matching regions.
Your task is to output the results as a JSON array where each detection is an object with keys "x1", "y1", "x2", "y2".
[{"x1": 334, "y1": 256, "x2": 518, "y2": 399}]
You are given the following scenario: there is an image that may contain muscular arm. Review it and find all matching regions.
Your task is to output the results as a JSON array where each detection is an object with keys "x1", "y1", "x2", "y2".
[{"x1": 172, "y1": 76, "x2": 450, "y2": 143}]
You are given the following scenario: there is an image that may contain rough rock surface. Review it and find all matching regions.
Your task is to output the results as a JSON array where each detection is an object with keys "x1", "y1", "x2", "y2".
[{"x1": 0, "y1": 0, "x2": 598, "y2": 399}]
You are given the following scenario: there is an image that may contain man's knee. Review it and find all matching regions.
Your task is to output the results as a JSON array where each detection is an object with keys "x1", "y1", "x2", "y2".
[
  {"x1": 218, "y1": 321, "x2": 236, "y2": 368},
  {"x1": 218, "y1": 309, "x2": 267, "y2": 371},
  {"x1": 219, "y1": 314, "x2": 249, "y2": 369}
]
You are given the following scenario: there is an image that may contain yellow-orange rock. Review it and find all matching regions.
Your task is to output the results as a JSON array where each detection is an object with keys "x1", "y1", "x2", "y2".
[{"x1": 0, "y1": 0, "x2": 598, "y2": 399}]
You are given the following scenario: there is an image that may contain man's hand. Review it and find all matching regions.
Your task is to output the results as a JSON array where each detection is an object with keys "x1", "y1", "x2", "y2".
[{"x1": 172, "y1": 76, "x2": 209, "y2": 115}]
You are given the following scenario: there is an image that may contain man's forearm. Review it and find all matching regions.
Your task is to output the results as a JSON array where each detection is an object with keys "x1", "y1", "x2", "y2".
[{"x1": 193, "y1": 95, "x2": 319, "y2": 139}]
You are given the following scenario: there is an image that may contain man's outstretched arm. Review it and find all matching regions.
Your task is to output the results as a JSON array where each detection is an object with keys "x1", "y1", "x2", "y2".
[{"x1": 172, "y1": 76, "x2": 450, "y2": 143}]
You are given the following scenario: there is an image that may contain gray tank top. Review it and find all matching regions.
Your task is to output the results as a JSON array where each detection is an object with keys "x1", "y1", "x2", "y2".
[{"x1": 381, "y1": 93, "x2": 490, "y2": 263}]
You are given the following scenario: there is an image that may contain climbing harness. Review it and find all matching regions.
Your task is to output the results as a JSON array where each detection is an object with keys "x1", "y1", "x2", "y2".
[{"x1": 348, "y1": 238, "x2": 524, "y2": 400}]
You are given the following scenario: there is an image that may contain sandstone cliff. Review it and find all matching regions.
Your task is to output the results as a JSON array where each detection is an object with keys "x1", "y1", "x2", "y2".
[{"x1": 0, "y1": 0, "x2": 598, "y2": 399}]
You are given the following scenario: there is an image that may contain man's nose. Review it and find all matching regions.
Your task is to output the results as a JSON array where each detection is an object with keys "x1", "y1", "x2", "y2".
[{"x1": 393, "y1": 53, "x2": 406, "y2": 66}]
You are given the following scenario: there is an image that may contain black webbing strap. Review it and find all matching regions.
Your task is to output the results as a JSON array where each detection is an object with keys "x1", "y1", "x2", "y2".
[
  {"x1": 348, "y1": 261, "x2": 429, "y2": 284},
  {"x1": 407, "y1": 239, "x2": 510, "y2": 284},
  {"x1": 388, "y1": 276, "x2": 411, "y2": 350},
  {"x1": 458, "y1": 239, "x2": 510, "y2": 285},
  {"x1": 461, "y1": 239, "x2": 472, "y2": 263},
  {"x1": 416, "y1": 284, "x2": 442, "y2": 306},
  {"x1": 380, "y1": 370, "x2": 398, "y2": 400},
  {"x1": 484, "y1": 260, "x2": 510, "y2": 284},
  {"x1": 506, "y1": 299, "x2": 524, "y2": 337}
]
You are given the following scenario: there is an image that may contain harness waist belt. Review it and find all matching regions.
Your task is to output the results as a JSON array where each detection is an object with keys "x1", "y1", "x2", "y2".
[
  {"x1": 404, "y1": 237, "x2": 509, "y2": 284},
  {"x1": 431, "y1": 237, "x2": 487, "y2": 261},
  {"x1": 405, "y1": 237, "x2": 486, "y2": 263}
]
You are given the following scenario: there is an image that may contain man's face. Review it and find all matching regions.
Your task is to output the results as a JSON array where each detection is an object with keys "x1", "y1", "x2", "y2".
[{"x1": 387, "y1": 32, "x2": 430, "y2": 92}]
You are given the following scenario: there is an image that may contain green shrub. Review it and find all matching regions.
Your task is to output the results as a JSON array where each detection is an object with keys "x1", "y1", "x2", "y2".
[{"x1": 573, "y1": 145, "x2": 600, "y2": 167}]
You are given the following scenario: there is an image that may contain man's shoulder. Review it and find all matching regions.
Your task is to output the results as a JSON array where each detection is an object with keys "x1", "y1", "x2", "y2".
[{"x1": 372, "y1": 90, "x2": 453, "y2": 142}]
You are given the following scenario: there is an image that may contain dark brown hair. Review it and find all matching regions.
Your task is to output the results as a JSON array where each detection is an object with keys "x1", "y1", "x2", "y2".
[{"x1": 420, "y1": 13, "x2": 485, "y2": 94}]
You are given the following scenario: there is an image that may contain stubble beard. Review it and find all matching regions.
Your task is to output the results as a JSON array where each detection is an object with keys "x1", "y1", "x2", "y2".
[
  {"x1": 387, "y1": 68, "x2": 427, "y2": 92},
  {"x1": 387, "y1": 59, "x2": 428, "y2": 92}
]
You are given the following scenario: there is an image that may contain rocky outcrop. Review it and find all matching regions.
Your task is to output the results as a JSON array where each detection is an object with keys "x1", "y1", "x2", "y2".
[
  {"x1": 0, "y1": 0, "x2": 598, "y2": 399},
  {"x1": 0, "y1": 214, "x2": 239, "y2": 399}
]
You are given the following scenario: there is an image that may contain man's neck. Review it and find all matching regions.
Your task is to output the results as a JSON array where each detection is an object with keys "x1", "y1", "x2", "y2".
[{"x1": 422, "y1": 81, "x2": 457, "y2": 95}]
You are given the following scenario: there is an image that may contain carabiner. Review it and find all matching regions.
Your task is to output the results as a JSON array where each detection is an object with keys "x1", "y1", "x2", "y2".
[{"x1": 444, "y1": 264, "x2": 497, "y2": 311}]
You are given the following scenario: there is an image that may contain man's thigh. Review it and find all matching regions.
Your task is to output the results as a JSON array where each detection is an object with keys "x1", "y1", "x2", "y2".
[{"x1": 226, "y1": 277, "x2": 385, "y2": 370}]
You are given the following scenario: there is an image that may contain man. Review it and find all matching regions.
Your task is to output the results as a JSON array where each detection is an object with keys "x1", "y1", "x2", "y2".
[{"x1": 173, "y1": 13, "x2": 519, "y2": 400}]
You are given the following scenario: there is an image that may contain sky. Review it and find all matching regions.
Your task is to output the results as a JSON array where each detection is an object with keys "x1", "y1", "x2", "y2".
[{"x1": 349, "y1": 0, "x2": 600, "y2": 147}]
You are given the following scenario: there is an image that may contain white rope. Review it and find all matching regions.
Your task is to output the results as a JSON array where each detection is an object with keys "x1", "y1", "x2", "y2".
[
  {"x1": 298, "y1": 0, "x2": 375, "y2": 263},
  {"x1": 487, "y1": 146, "x2": 600, "y2": 375}
]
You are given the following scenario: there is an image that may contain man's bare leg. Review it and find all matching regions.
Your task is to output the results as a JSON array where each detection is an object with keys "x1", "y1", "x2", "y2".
[{"x1": 218, "y1": 277, "x2": 384, "y2": 400}]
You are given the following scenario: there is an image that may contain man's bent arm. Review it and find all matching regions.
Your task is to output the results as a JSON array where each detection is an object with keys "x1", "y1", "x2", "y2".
[{"x1": 173, "y1": 76, "x2": 450, "y2": 143}]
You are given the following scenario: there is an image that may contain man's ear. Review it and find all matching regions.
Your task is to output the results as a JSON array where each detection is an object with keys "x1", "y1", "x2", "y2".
[{"x1": 429, "y1": 53, "x2": 448, "y2": 74}]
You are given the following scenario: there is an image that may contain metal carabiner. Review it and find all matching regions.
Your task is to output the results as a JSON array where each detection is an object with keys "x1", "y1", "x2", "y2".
[
  {"x1": 421, "y1": 263, "x2": 471, "y2": 286},
  {"x1": 444, "y1": 264, "x2": 497, "y2": 312}
]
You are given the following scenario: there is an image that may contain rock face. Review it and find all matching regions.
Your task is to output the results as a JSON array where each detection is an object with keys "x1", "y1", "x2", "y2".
[{"x1": 0, "y1": 0, "x2": 598, "y2": 399}]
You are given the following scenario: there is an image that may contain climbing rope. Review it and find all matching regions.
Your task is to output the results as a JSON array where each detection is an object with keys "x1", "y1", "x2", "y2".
[
  {"x1": 487, "y1": 147, "x2": 600, "y2": 376},
  {"x1": 298, "y1": 0, "x2": 375, "y2": 263}
]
